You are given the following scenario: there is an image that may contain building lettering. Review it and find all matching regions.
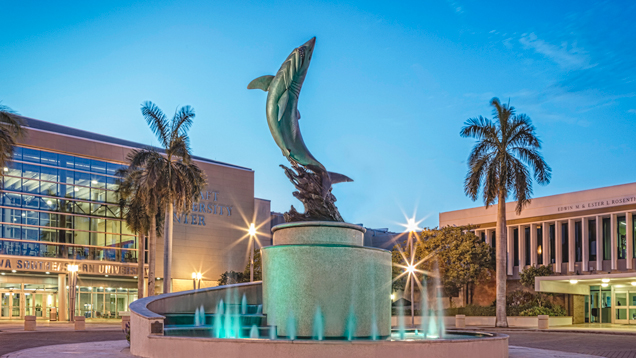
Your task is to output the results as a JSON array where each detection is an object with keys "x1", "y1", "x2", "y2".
[
  {"x1": 173, "y1": 190, "x2": 233, "y2": 227},
  {"x1": 0, "y1": 257, "x2": 138, "y2": 277},
  {"x1": 556, "y1": 196, "x2": 636, "y2": 213}
]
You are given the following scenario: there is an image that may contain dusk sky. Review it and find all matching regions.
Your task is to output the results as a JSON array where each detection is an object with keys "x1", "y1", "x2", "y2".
[{"x1": 1, "y1": 0, "x2": 634, "y2": 232}]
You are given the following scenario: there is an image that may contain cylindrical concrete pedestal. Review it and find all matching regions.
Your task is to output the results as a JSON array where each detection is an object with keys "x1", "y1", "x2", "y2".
[{"x1": 262, "y1": 221, "x2": 391, "y2": 339}]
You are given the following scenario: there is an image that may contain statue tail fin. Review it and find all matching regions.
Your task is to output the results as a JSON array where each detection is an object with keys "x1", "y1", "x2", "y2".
[{"x1": 328, "y1": 171, "x2": 353, "y2": 184}]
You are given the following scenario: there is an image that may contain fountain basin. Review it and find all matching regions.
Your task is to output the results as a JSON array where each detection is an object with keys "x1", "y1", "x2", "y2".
[{"x1": 138, "y1": 331, "x2": 508, "y2": 358}]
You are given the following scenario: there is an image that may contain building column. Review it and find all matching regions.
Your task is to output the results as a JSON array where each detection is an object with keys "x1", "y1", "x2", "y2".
[
  {"x1": 57, "y1": 273, "x2": 67, "y2": 322},
  {"x1": 507, "y1": 226, "x2": 514, "y2": 275},
  {"x1": 555, "y1": 221, "x2": 563, "y2": 273},
  {"x1": 485, "y1": 229, "x2": 492, "y2": 246},
  {"x1": 627, "y1": 212, "x2": 633, "y2": 270},
  {"x1": 568, "y1": 218, "x2": 575, "y2": 273},
  {"x1": 596, "y1": 215, "x2": 603, "y2": 272},
  {"x1": 530, "y1": 223, "x2": 538, "y2": 266},
  {"x1": 611, "y1": 214, "x2": 618, "y2": 271},
  {"x1": 542, "y1": 222, "x2": 550, "y2": 266},
  {"x1": 582, "y1": 217, "x2": 589, "y2": 272}
]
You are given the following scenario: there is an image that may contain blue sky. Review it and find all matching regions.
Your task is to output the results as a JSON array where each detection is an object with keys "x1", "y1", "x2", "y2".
[{"x1": 1, "y1": 0, "x2": 635, "y2": 232}]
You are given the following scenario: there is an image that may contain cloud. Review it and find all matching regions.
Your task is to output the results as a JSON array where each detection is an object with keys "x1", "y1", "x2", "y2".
[
  {"x1": 519, "y1": 32, "x2": 593, "y2": 70},
  {"x1": 629, "y1": 109, "x2": 636, "y2": 115},
  {"x1": 445, "y1": 0, "x2": 463, "y2": 14}
]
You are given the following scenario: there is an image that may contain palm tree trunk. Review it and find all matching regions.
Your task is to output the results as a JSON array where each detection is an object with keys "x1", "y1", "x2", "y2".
[
  {"x1": 137, "y1": 233, "x2": 146, "y2": 299},
  {"x1": 163, "y1": 203, "x2": 174, "y2": 294},
  {"x1": 148, "y1": 217, "x2": 157, "y2": 296},
  {"x1": 495, "y1": 191, "x2": 509, "y2": 327}
]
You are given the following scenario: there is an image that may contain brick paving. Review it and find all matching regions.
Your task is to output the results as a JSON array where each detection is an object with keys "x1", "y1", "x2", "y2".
[
  {"x1": 0, "y1": 330, "x2": 125, "y2": 355},
  {"x1": 507, "y1": 331, "x2": 636, "y2": 358}
]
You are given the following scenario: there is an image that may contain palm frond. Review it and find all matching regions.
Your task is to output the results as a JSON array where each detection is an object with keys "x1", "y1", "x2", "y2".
[{"x1": 141, "y1": 101, "x2": 170, "y2": 148}]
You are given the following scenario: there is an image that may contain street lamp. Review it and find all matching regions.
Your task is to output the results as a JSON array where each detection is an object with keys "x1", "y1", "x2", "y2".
[
  {"x1": 248, "y1": 223, "x2": 256, "y2": 282},
  {"x1": 68, "y1": 264, "x2": 79, "y2": 322},
  {"x1": 192, "y1": 272, "x2": 202, "y2": 290}
]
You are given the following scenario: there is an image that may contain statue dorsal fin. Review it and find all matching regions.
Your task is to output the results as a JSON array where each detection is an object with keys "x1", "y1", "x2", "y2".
[{"x1": 247, "y1": 75, "x2": 275, "y2": 91}]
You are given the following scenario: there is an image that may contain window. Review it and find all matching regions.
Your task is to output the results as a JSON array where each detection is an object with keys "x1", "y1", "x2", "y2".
[
  {"x1": 589, "y1": 219, "x2": 597, "y2": 262},
  {"x1": 575, "y1": 221, "x2": 582, "y2": 262},
  {"x1": 0, "y1": 147, "x2": 136, "y2": 264},
  {"x1": 603, "y1": 218, "x2": 611, "y2": 261},
  {"x1": 514, "y1": 228, "x2": 519, "y2": 266},
  {"x1": 618, "y1": 216, "x2": 627, "y2": 260},
  {"x1": 524, "y1": 227, "x2": 530, "y2": 266},
  {"x1": 491, "y1": 231, "x2": 496, "y2": 249},
  {"x1": 562, "y1": 223, "x2": 569, "y2": 263},
  {"x1": 537, "y1": 226, "x2": 543, "y2": 265},
  {"x1": 550, "y1": 224, "x2": 556, "y2": 264}
]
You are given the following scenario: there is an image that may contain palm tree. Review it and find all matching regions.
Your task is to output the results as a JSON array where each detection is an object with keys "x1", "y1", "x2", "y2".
[
  {"x1": 118, "y1": 150, "x2": 167, "y2": 296},
  {"x1": 140, "y1": 101, "x2": 207, "y2": 294},
  {"x1": 0, "y1": 101, "x2": 26, "y2": 172},
  {"x1": 460, "y1": 98, "x2": 551, "y2": 327}
]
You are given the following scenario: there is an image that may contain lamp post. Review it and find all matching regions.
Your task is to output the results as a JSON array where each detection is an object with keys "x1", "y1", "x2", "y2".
[
  {"x1": 248, "y1": 223, "x2": 256, "y2": 282},
  {"x1": 67, "y1": 264, "x2": 79, "y2": 322},
  {"x1": 404, "y1": 218, "x2": 421, "y2": 327},
  {"x1": 192, "y1": 272, "x2": 202, "y2": 290}
]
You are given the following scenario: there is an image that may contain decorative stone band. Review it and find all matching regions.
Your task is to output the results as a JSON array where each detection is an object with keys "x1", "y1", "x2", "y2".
[{"x1": 271, "y1": 221, "x2": 366, "y2": 246}]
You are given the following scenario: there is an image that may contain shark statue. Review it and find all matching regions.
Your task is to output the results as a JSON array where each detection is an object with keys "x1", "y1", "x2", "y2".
[{"x1": 248, "y1": 37, "x2": 352, "y2": 197}]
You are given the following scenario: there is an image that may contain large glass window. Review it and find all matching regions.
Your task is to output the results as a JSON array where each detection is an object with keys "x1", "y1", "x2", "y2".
[
  {"x1": 618, "y1": 216, "x2": 627, "y2": 260},
  {"x1": 575, "y1": 221, "x2": 582, "y2": 262},
  {"x1": 0, "y1": 147, "x2": 135, "y2": 264},
  {"x1": 562, "y1": 223, "x2": 569, "y2": 263},
  {"x1": 603, "y1": 218, "x2": 611, "y2": 261},
  {"x1": 589, "y1": 219, "x2": 597, "y2": 262}
]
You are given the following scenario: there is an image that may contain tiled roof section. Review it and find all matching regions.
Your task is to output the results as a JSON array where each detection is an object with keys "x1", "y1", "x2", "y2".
[{"x1": 20, "y1": 115, "x2": 252, "y2": 171}]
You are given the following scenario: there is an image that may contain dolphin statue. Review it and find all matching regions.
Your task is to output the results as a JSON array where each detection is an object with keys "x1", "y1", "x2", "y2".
[{"x1": 248, "y1": 37, "x2": 352, "y2": 197}]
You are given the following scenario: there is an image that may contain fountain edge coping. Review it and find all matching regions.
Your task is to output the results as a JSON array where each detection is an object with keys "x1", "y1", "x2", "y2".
[
  {"x1": 261, "y1": 243, "x2": 391, "y2": 254},
  {"x1": 271, "y1": 221, "x2": 367, "y2": 234},
  {"x1": 147, "y1": 330, "x2": 509, "y2": 344},
  {"x1": 129, "y1": 281, "x2": 264, "y2": 320}
]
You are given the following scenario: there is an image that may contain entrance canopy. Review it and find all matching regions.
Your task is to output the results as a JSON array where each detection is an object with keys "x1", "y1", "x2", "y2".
[{"x1": 535, "y1": 272, "x2": 636, "y2": 295}]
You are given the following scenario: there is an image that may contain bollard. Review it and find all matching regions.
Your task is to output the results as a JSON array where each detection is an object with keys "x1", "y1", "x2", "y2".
[
  {"x1": 455, "y1": 314, "x2": 466, "y2": 329},
  {"x1": 538, "y1": 315, "x2": 549, "y2": 329},
  {"x1": 74, "y1": 316, "x2": 86, "y2": 330},
  {"x1": 121, "y1": 315, "x2": 130, "y2": 331},
  {"x1": 24, "y1": 315, "x2": 36, "y2": 331}
]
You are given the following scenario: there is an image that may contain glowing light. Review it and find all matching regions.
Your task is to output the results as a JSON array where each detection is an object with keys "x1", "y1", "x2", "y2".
[
  {"x1": 391, "y1": 293, "x2": 395, "y2": 300},
  {"x1": 0, "y1": 273, "x2": 4, "y2": 275},
  {"x1": 569, "y1": 280, "x2": 578, "y2": 284},
  {"x1": 405, "y1": 218, "x2": 421, "y2": 233},
  {"x1": 91, "y1": 180, "x2": 97, "y2": 184},
  {"x1": 105, "y1": 275, "x2": 109, "y2": 277},
  {"x1": 406, "y1": 265, "x2": 416, "y2": 274},
  {"x1": 74, "y1": 187, "x2": 79, "y2": 192},
  {"x1": 537, "y1": 246, "x2": 542, "y2": 255},
  {"x1": 602, "y1": 283, "x2": 609, "y2": 287},
  {"x1": 192, "y1": 272, "x2": 197, "y2": 279},
  {"x1": 134, "y1": 276, "x2": 137, "y2": 279},
  {"x1": 248, "y1": 223, "x2": 256, "y2": 237},
  {"x1": 45, "y1": 272, "x2": 50, "y2": 274},
  {"x1": 47, "y1": 295, "x2": 52, "y2": 305},
  {"x1": 3, "y1": 167, "x2": 7, "y2": 172},
  {"x1": 46, "y1": 200, "x2": 52, "y2": 205},
  {"x1": 602, "y1": 278, "x2": 610, "y2": 283},
  {"x1": 11, "y1": 270, "x2": 16, "y2": 273},
  {"x1": 632, "y1": 282, "x2": 636, "y2": 286},
  {"x1": 68, "y1": 264, "x2": 79, "y2": 272},
  {"x1": 196, "y1": 272, "x2": 202, "y2": 280}
]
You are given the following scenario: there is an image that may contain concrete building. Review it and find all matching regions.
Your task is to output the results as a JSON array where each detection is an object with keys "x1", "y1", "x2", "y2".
[
  {"x1": 440, "y1": 182, "x2": 636, "y2": 324},
  {"x1": 0, "y1": 116, "x2": 270, "y2": 321}
]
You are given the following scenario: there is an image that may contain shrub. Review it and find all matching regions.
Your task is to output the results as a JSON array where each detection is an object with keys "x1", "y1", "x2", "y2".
[
  {"x1": 520, "y1": 265, "x2": 553, "y2": 289},
  {"x1": 520, "y1": 305, "x2": 567, "y2": 317}
]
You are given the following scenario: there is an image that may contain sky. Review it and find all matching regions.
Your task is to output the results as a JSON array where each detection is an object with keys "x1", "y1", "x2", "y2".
[{"x1": 1, "y1": 0, "x2": 635, "y2": 232}]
